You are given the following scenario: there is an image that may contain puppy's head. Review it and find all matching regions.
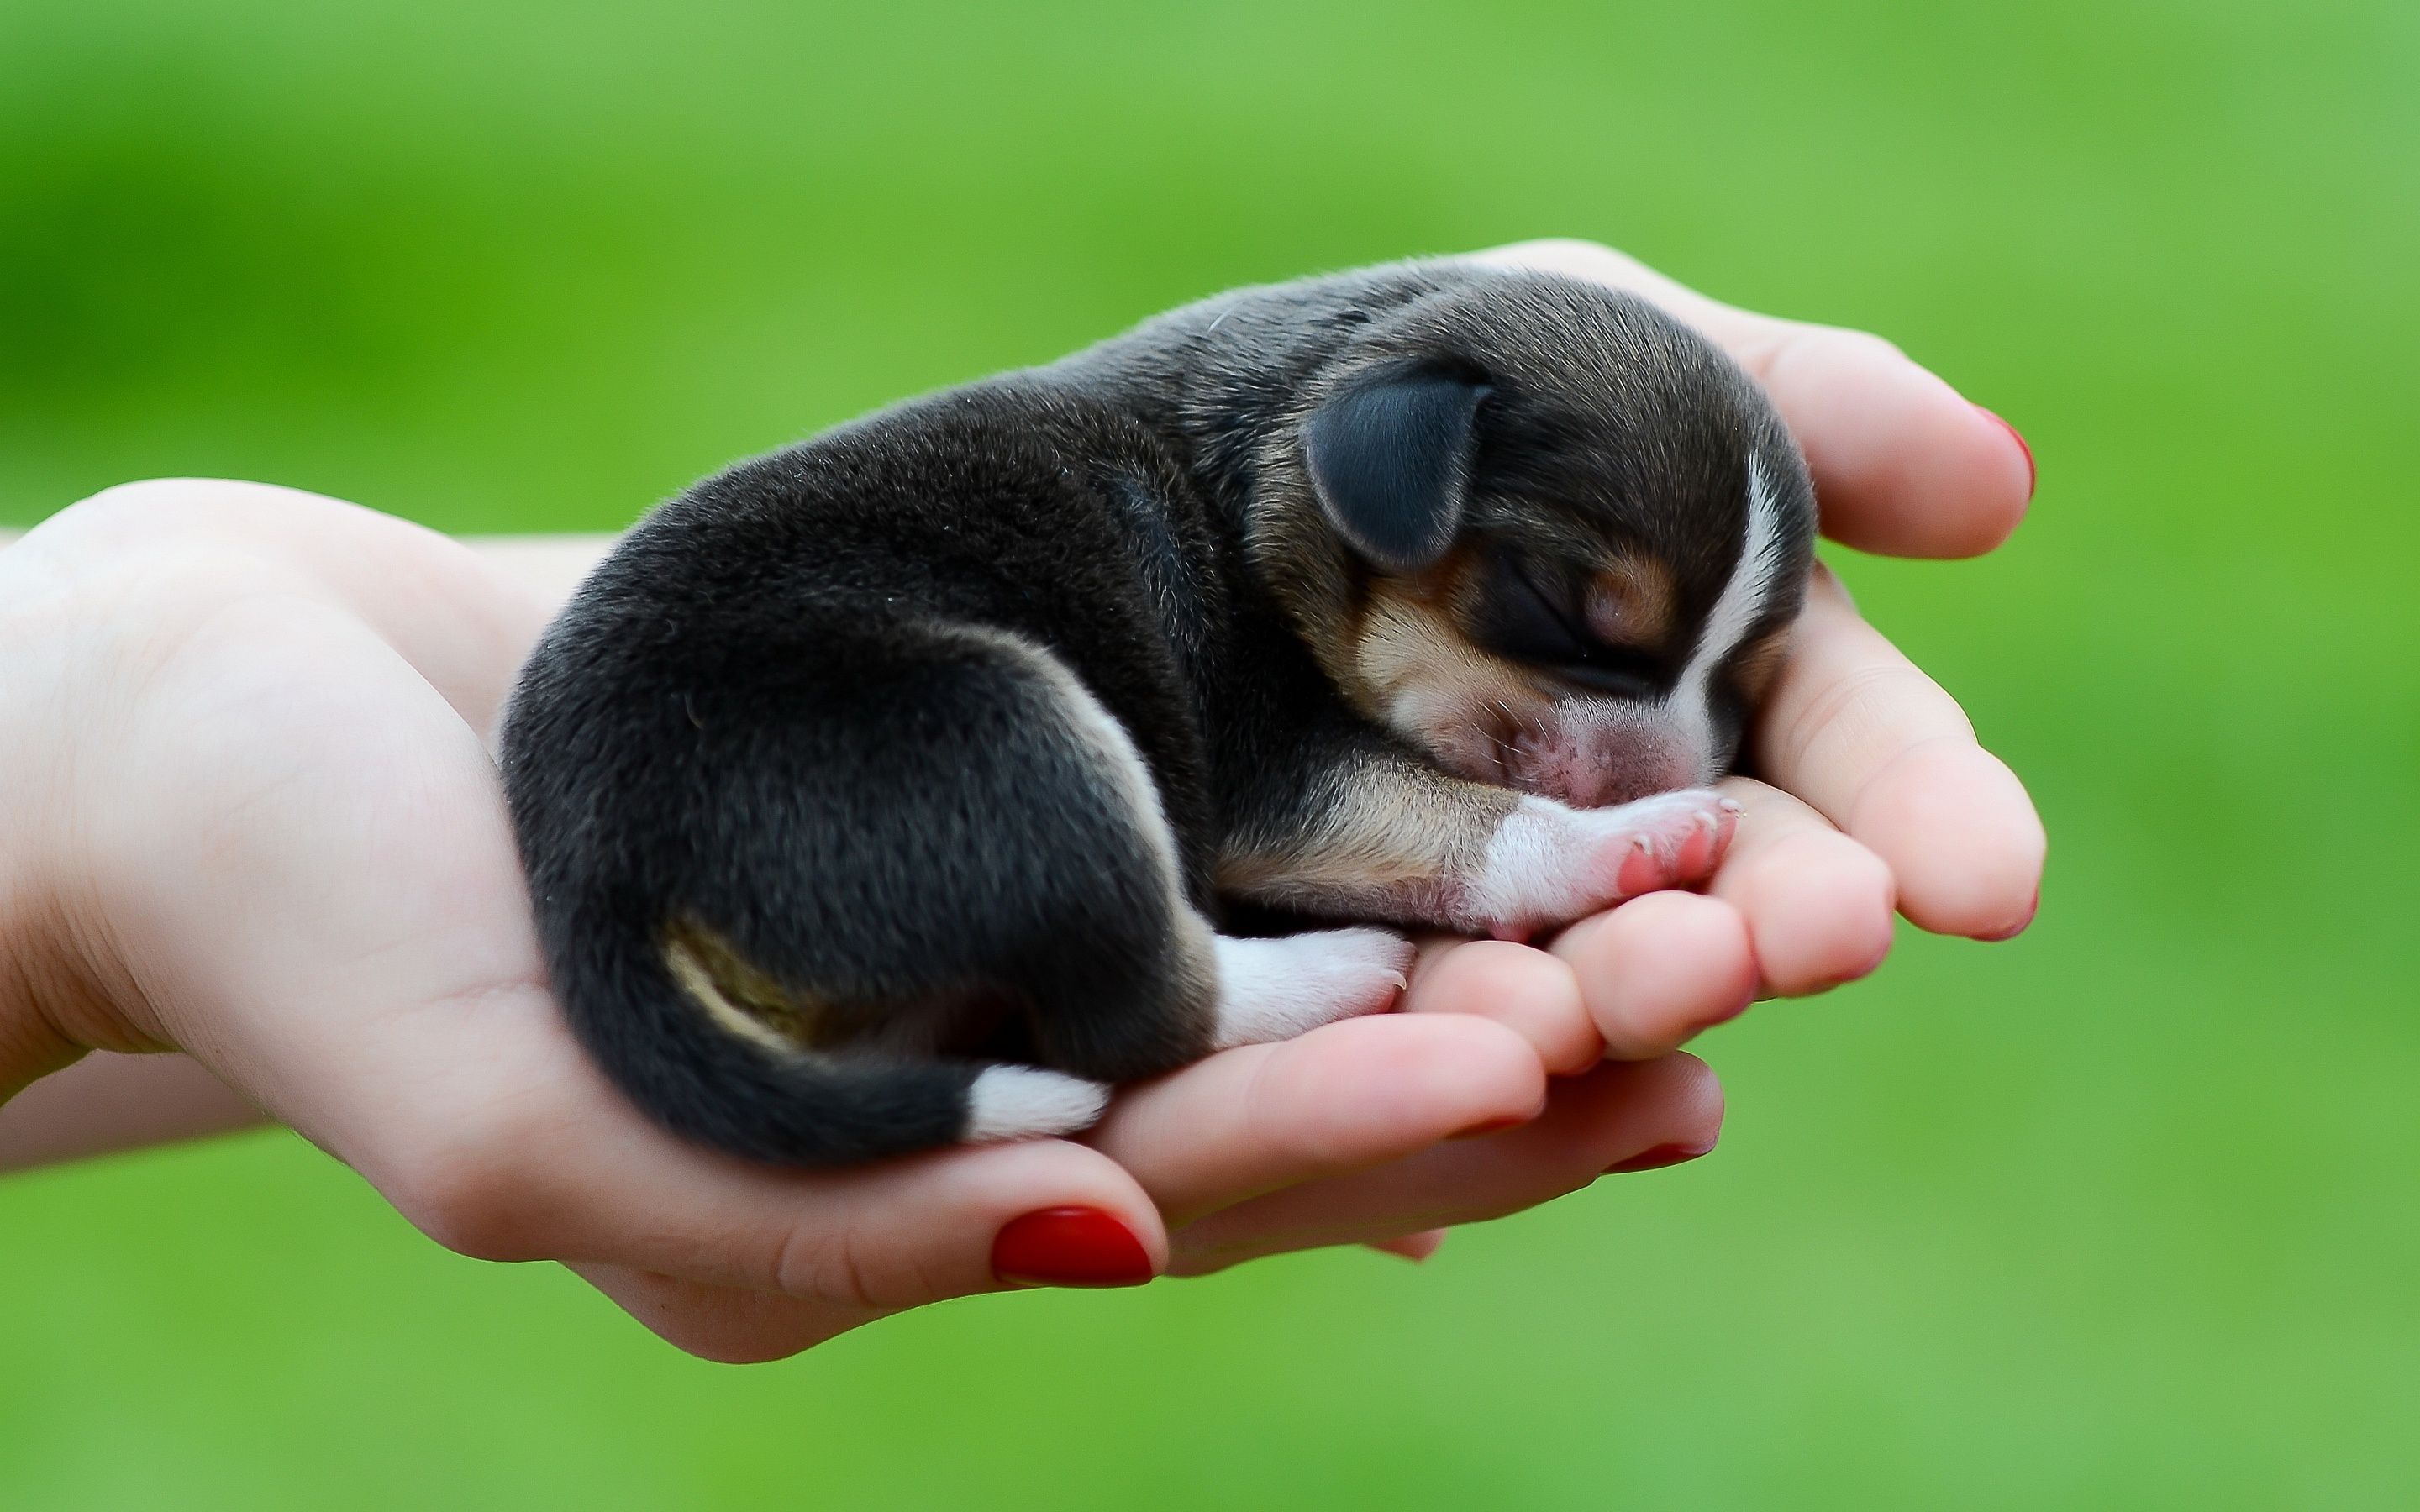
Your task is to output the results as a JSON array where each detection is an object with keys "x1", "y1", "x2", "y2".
[{"x1": 1249, "y1": 270, "x2": 1818, "y2": 807}]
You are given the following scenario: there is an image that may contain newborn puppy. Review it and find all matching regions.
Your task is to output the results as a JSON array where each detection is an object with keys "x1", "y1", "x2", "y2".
[{"x1": 500, "y1": 259, "x2": 1818, "y2": 1166}]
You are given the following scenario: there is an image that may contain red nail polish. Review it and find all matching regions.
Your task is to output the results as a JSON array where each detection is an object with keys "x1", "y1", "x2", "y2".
[
  {"x1": 1976, "y1": 407, "x2": 2035, "y2": 500},
  {"x1": 1603, "y1": 1142, "x2": 1713, "y2": 1175},
  {"x1": 1976, "y1": 887, "x2": 2040, "y2": 942},
  {"x1": 991, "y1": 1206, "x2": 1155, "y2": 1289}
]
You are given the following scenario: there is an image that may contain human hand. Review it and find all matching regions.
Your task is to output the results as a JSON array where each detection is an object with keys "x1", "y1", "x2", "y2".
[
  {"x1": 551, "y1": 226, "x2": 2052, "y2": 1349},
  {"x1": 0, "y1": 480, "x2": 1719, "y2": 1361},
  {"x1": 0, "y1": 239, "x2": 2039, "y2": 1360}
]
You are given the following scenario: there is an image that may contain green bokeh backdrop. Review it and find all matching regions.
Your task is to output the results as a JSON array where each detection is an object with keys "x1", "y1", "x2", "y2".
[{"x1": 3, "y1": 2, "x2": 2414, "y2": 1505}]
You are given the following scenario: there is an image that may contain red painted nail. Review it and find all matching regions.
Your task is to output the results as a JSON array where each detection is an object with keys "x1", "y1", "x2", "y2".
[
  {"x1": 991, "y1": 1206, "x2": 1155, "y2": 1289},
  {"x1": 1976, "y1": 886, "x2": 2040, "y2": 942},
  {"x1": 1976, "y1": 407, "x2": 2035, "y2": 501},
  {"x1": 1603, "y1": 1142, "x2": 1713, "y2": 1175}
]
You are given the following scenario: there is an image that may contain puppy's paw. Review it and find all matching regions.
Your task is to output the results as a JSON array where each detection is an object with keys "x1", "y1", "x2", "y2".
[
  {"x1": 1209, "y1": 927, "x2": 1415, "y2": 1050},
  {"x1": 1599, "y1": 788, "x2": 1741, "y2": 895},
  {"x1": 1465, "y1": 788, "x2": 1741, "y2": 940}
]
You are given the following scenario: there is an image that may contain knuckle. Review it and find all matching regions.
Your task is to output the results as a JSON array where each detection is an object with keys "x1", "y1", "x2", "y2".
[
  {"x1": 55, "y1": 478, "x2": 210, "y2": 535},
  {"x1": 35, "y1": 479, "x2": 269, "y2": 563},
  {"x1": 71, "y1": 475, "x2": 220, "y2": 517},
  {"x1": 772, "y1": 1220, "x2": 844, "y2": 1305},
  {"x1": 62, "y1": 476, "x2": 304, "y2": 536},
  {"x1": 773, "y1": 1219, "x2": 917, "y2": 1312},
  {"x1": 1771, "y1": 660, "x2": 1903, "y2": 774}
]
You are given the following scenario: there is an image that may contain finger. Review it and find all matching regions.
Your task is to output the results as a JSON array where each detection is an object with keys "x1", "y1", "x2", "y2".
[
  {"x1": 1399, "y1": 937, "x2": 1602, "y2": 1074},
  {"x1": 1086, "y1": 1012, "x2": 1548, "y2": 1227},
  {"x1": 1755, "y1": 568, "x2": 2044, "y2": 938},
  {"x1": 1470, "y1": 240, "x2": 2033, "y2": 559},
  {"x1": 1707, "y1": 778, "x2": 1899, "y2": 996},
  {"x1": 1366, "y1": 1229, "x2": 1449, "y2": 1263},
  {"x1": 1169, "y1": 1053, "x2": 1721, "y2": 1274},
  {"x1": 1548, "y1": 891, "x2": 1758, "y2": 1059}
]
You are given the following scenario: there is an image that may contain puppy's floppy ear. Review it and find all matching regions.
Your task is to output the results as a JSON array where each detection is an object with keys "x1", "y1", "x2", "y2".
[{"x1": 1304, "y1": 365, "x2": 1489, "y2": 573}]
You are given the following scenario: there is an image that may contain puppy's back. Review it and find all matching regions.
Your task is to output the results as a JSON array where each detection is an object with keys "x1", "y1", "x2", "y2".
[{"x1": 500, "y1": 390, "x2": 1222, "y2": 1163}]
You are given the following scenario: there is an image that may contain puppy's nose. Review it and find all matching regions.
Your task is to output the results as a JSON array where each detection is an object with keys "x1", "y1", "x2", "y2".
[{"x1": 1507, "y1": 722, "x2": 1702, "y2": 808}]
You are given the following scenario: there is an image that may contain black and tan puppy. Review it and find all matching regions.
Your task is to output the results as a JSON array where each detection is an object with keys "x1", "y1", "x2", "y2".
[{"x1": 500, "y1": 259, "x2": 1818, "y2": 1166}]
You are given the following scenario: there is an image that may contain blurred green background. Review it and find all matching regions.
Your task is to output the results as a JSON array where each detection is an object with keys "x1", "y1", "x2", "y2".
[{"x1": 3, "y1": 0, "x2": 2414, "y2": 1505}]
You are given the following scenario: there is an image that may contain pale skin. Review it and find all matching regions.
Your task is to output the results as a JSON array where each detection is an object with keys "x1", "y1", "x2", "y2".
[{"x1": 0, "y1": 239, "x2": 2043, "y2": 1362}]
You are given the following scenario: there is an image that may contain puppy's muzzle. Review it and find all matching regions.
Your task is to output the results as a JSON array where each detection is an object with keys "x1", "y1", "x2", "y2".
[{"x1": 1497, "y1": 705, "x2": 1707, "y2": 809}]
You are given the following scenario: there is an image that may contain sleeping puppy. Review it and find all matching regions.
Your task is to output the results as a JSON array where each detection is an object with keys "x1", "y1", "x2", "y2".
[{"x1": 499, "y1": 259, "x2": 1818, "y2": 1166}]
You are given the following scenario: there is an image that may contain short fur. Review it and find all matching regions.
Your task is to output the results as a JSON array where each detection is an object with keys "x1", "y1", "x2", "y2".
[{"x1": 499, "y1": 258, "x2": 1817, "y2": 1166}]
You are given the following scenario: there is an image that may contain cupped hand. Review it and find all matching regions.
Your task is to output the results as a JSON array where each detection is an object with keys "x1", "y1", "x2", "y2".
[
  {"x1": 0, "y1": 481, "x2": 1718, "y2": 1362},
  {"x1": 0, "y1": 239, "x2": 2042, "y2": 1362}
]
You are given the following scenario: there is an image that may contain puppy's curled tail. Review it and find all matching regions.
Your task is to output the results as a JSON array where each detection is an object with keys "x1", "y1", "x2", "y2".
[{"x1": 538, "y1": 910, "x2": 1109, "y2": 1165}]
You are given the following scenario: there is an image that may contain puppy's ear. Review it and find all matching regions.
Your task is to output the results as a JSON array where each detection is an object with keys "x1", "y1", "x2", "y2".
[{"x1": 1304, "y1": 367, "x2": 1489, "y2": 573}]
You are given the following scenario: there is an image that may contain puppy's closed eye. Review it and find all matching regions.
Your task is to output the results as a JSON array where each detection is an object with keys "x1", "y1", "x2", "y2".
[{"x1": 1476, "y1": 550, "x2": 1664, "y2": 699}]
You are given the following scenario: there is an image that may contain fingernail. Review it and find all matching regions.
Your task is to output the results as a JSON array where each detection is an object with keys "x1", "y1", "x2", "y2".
[
  {"x1": 992, "y1": 1206, "x2": 1155, "y2": 1289},
  {"x1": 1835, "y1": 933, "x2": 1894, "y2": 985},
  {"x1": 1449, "y1": 1111, "x2": 1537, "y2": 1141},
  {"x1": 1976, "y1": 407, "x2": 2036, "y2": 500},
  {"x1": 1696, "y1": 987, "x2": 1754, "y2": 1030},
  {"x1": 1375, "y1": 1230, "x2": 1449, "y2": 1263},
  {"x1": 1975, "y1": 887, "x2": 2040, "y2": 942},
  {"x1": 1603, "y1": 1142, "x2": 1713, "y2": 1175}
]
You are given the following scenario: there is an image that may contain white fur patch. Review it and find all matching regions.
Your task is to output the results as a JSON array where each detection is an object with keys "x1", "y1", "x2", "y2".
[
  {"x1": 1664, "y1": 456, "x2": 1786, "y2": 771},
  {"x1": 1208, "y1": 929, "x2": 1413, "y2": 1049},
  {"x1": 1466, "y1": 796, "x2": 1607, "y2": 927},
  {"x1": 964, "y1": 1065, "x2": 1111, "y2": 1142},
  {"x1": 1465, "y1": 790, "x2": 1733, "y2": 932}
]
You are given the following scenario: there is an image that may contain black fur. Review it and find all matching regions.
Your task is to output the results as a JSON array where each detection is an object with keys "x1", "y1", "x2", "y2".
[{"x1": 500, "y1": 259, "x2": 1815, "y2": 1166}]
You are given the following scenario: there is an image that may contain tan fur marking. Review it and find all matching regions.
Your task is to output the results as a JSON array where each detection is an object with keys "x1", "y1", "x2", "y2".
[
  {"x1": 1354, "y1": 593, "x2": 1513, "y2": 712},
  {"x1": 1586, "y1": 554, "x2": 1678, "y2": 650},
  {"x1": 1729, "y1": 623, "x2": 1792, "y2": 705},
  {"x1": 1348, "y1": 585, "x2": 1562, "y2": 781},
  {"x1": 1215, "y1": 767, "x2": 1516, "y2": 905},
  {"x1": 1347, "y1": 552, "x2": 1528, "y2": 716},
  {"x1": 664, "y1": 918, "x2": 822, "y2": 1054}
]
